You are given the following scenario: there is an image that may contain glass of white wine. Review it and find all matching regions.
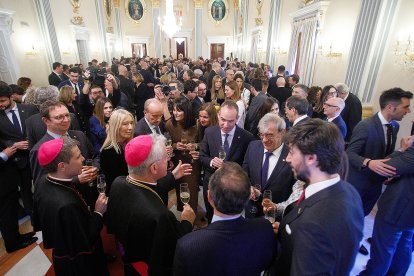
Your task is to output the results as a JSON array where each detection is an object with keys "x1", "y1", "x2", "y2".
[
  {"x1": 180, "y1": 183, "x2": 190, "y2": 205},
  {"x1": 218, "y1": 145, "x2": 226, "y2": 161},
  {"x1": 250, "y1": 184, "x2": 261, "y2": 214},
  {"x1": 164, "y1": 132, "x2": 174, "y2": 157},
  {"x1": 181, "y1": 138, "x2": 188, "y2": 156},
  {"x1": 97, "y1": 174, "x2": 106, "y2": 195}
]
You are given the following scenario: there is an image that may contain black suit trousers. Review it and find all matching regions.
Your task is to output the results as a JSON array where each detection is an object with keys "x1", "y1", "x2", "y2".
[{"x1": 0, "y1": 190, "x2": 20, "y2": 250}]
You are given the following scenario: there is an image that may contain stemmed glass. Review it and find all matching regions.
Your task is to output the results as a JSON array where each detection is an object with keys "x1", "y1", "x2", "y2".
[
  {"x1": 263, "y1": 190, "x2": 275, "y2": 223},
  {"x1": 250, "y1": 184, "x2": 261, "y2": 214},
  {"x1": 164, "y1": 132, "x2": 174, "y2": 157},
  {"x1": 218, "y1": 145, "x2": 226, "y2": 161},
  {"x1": 181, "y1": 138, "x2": 188, "y2": 156},
  {"x1": 97, "y1": 174, "x2": 106, "y2": 195},
  {"x1": 85, "y1": 159, "x2": 94, "y2": 187},
  {"x1": 180, "y1": 183, "x2": 190, "y2": 205},
  {"x1": 189, "y1": 142, "x2": 200, "y2": 163}
]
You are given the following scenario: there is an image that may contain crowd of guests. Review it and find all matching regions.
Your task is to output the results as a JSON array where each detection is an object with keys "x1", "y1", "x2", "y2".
[{"x1": 0, "y1": 55, "x2": 413, "y2": 276}]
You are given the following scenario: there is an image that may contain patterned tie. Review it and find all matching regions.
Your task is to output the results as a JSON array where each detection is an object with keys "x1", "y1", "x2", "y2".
[
  {"x1": 9, "y1": 110, "x2": 22, "y2": 134},
  {"x1": 223, "y1": 134, "x2": 230, "y2": 155},
  {"x1": 385, "y1": 123, "x2": 393, "y2": 156},
  {"x1": 261, "y1": 152, "x2": 272, "y2": 188}
]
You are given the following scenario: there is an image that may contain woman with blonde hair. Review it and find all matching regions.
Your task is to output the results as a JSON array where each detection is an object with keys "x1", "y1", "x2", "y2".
[
  {"x1": 89, "y1": 97, "x2": 113, "y2": 153},
  {"x1": 59, "y1": 85, "x2": 87, "y2": 133},
  {"x1": 210, "y1": 75, "x2": 225, "y2": 105},
  {"x1": 100, "y1": 109, "x2": 135, "y2": 193},
  {"x1": 224, "y1": 80, "x2": 246, "y2": 128}
]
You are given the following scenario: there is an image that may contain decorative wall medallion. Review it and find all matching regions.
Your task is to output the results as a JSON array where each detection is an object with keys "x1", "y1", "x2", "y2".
[
  {"x1": 208, "y1": 0, "x2": 229, "y2": 25},
  {"x1": 126, "y1": 0, "x2": 147, "y2": 23}
]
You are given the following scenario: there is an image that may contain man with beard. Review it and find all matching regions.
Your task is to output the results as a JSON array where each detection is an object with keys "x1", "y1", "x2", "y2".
[{"x1": 274, "y1": 119, "x2": 364, "y2": 275}]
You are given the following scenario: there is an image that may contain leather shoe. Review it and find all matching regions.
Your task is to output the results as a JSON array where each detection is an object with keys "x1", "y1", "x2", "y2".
[
  {"x1": 20, "y1": 231, "x2": 36, "y2": 238},
  {"x1": 6, "y1": 236, "x2": 38, "y2": 253},
  {"x1": 359, "y1": 244, "x2": 369, "y2": 255},
  {"x1": 105, "y1": 253, "x2": 116, "y2": 263}
]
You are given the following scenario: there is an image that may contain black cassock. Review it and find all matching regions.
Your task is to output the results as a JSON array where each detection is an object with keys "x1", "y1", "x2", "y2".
[
  {"x1": 33, "y1": 176, "x2": 108, "y2": 276},
  {"x1": 107, "y1": 176, "x2": 193, "y2": 275}
]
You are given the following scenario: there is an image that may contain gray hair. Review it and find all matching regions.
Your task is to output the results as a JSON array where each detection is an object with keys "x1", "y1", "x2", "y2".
[
  {"x1": 335, "y1": 83, "x2": 350, "y2": 95},
  {"x1": 258, "y1": 113, "x2": 286, "y2": 133},
  {"x1": 194, "y1": 69, "x2": 203, "y2": 77},
  {"x1": 128, "y1": 134, "x2": 166, "y2": 176},
  {"x1": 170, "y1": 80, "x2": 184, "y2": 93},
  {"x1": 34, "y1": 86, "x2": 59, "y2": 108}
]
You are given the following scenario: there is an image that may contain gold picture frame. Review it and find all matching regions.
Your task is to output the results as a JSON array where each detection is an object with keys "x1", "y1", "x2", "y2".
[
  {"x1": 208, "y1": 0, "x2": 229, "y2": 25},
  {"x1": 125, "y1": 0, "x2": 147, "y2": 23},
  {"x1": 104, "y1": 0, "x2": 113, "y2": 21}
]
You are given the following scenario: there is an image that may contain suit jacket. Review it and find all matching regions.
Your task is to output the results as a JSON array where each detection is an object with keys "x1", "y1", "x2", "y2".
[
  {"x1": 48, "y1": 72, "x2": 63, "y2": 87},
  {"x1": 341, "y1": 93, "x2": 362, "y2": 142},
  {"x1": 199, "y1": 125, "x2": 254, "y2": 174},
  {"x1": 243, "y1": 142, "x2": 295, "y2": 216},
  {"x1": 26, "y1": 113, "x2": 81, "y2": 150},
  {"x1": 174, "y1": 217, "x2": 276, "y2": 276},
  {"x1": 191, "y1": 97, "x2": 203, "y2": 120},
  {"x1": 134, "y1": 117, "x2": 166, "y2": 137},
  {"x1": 277, "y1": 181, "x2": 364, "y2": 275},
  {"x1": 206, "y1": 70, "x2": 217, "y2": 91},
  {"x1": 0, "y1": 103, "x2": 38, "y2": 169},
  {"x1": 376, "y1": 146, "x2": 414, "y2": 228},
  {"x1": 30, "y1": 130, "x2": 98, "y2": 185},
  {"x1": 346, "y1": 113, "x2": 398, "y2": 194},
  {"x1": 245, "y1": 92, "x2": 268, "y2": 132},
  {"x1": 331, "y1": 115, "x2": 347, "y2": 139}
]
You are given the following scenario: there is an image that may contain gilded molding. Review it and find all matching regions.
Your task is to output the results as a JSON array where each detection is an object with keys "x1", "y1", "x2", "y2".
[
  {"x1": 113, "y1": 0, "x2": 119, "y2": 8},
  {"x1": 194, "y1": 0, "x2": 203, "y2": 9},
  {"x1": 151, "y1": 0, "x2": 160, "y2": 8}
]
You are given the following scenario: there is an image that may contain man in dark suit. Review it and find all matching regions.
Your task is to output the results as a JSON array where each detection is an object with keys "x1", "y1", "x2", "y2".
[
  {"x1": 134, "y1": 98, "x2": 166, "y2": 136},
  {"x1": 48, "y1": 62, "x2": 64, "y2": 87},
  {"x1": 174, "y1": 162, "x2": 275, "y2": 276},
  {"x1": 206, "y1": 62, "x2": 221, "y2": 91},
  {"x1": 336, "y1": 83, "x2": 362, "y2": 143},
  {"x1": 276, "y1": 119, "x2": 364, "y2": 275},
  {"x1": 29, "y1": 100, "x2": 98, "y2": 207},
  {"x1": 284, "y1": 95, "x2": 310, "y2": 127},
  {"x1": 245, "y1": 78, "x2": 269, "y2": 132},
  {"x1": 347, "y1": 88, "x2": 412, "y2": 216},
  {"x1": 200, "y1": 100, "x2": 254, "y2": 221},
  {"x1": 0, "y1": 84, "x2": 38, "y2": 217},
  {"x1": 58, "y1": 67, "x2": 84, "y2": 102},
  {"x1": 323, "y1": 96, "x2": 347, "y2": 139},
  {"x1": 360, "y1": 140, "x2": 414, "y2": 276},
  {"x1": 243, "y1": 113, "x2": 294, "y2": 217},
  {"x1": 181, "y1": 80, "x2": 200, "y2": 120},
  {"x1": 0, "y1": 144, "x2": 37, "y2": 253},
  {"x1": 267, "y1": 76, "x2": 291, "y2": 112}
]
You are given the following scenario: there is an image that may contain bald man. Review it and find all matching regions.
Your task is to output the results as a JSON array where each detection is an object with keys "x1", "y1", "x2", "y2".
[
  {"x1": 134, "y1": 98, "x2": 166, "y2": 136},
  {"x1": 323, "y1": 97, "x2": 347, "y2": 139}
]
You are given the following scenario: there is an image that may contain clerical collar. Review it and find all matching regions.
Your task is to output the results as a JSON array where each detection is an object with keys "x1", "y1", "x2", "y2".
[{"x1": 47, "y1": 175, "x2": 72, "y2": 185}]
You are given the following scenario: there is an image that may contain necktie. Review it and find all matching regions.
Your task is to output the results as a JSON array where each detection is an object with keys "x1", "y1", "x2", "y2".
[
  {"x1": 223, "y1": 134, "x2": 230, "y2": 154},
  {"x1": 261, "y1": 152, "x2": 272, "y2": 187},
  {"x1": 385, "y1": 123, "x2": 393, "y2": 156},
  {"x1": 154, "y1": 126, "x2": 161, "y2": 135},
  {"x1": 296, "y1": 190, "x2": 306, "y2": 206},
  {"x1": 9, "y1": 110, "x2": 22, "y2": 134},
  {"x1": 74, "y1": 84, "x2": 80, "y2": 96}
]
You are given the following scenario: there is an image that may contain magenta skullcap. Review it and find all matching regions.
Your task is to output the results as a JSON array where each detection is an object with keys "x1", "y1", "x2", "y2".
[
  {"x1": 125, "y1": 135, "x2": 153, "y2": 167},
  {"x1": 38, "y1": 139, "x2": 64, "y2": 166}
]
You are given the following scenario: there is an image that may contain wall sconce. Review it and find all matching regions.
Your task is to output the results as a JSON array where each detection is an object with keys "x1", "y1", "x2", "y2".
[
  {"x1": 394, "y1": 34, "x2": 414, "y2": 70},
  {"x1": 317, "y1": 44, "x2": 342, "y2": 58},
  {"x1": 274, "y1": 46, "x2": 287, "y2": 55}
]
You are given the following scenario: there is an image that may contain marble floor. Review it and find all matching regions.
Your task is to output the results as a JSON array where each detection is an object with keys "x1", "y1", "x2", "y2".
[{"x1": 1, "y1": 191, "x2": 413, "y2": 275}]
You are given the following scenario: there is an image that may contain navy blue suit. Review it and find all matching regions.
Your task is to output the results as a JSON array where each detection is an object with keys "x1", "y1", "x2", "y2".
[
  {"x1": 341, "y1": 92, "x2": 362, "y2": 142},
  {"x1": 242, "y1": 142, "x2": 295, "y2": 217},
  {"x1": 330, "y1": 115, "x2": 347, "y2": 139},
  {"x1": 199, "y1": 126, "x2": 254, "y2": 220},
  {"x1": 346, "y1": 113, "x2": 399, "y2": 215},
  {"x1": 174, "y1": 217, "x2": 275, "y2": 276},
  {"x1": 276, "y1": 181, "x2": 364, "y2": 275},
  {"x1": 362, "y1": 146, "x2": 414, "y2": 275}
]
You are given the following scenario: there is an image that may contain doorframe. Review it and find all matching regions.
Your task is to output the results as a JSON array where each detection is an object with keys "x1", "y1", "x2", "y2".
[{"x1": 207, "y1": 36, "x2": 231, "y2": 59}]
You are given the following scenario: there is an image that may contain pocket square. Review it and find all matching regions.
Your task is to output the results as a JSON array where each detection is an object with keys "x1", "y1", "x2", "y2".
[{"x1": 286, "y1": 224, "x2": 292, "y2": 235}]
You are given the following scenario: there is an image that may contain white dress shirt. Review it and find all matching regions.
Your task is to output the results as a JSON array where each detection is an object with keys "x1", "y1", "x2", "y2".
[
  {"x1": 262, "y1": 143, "x2": 284, "y2": 181},
  {"x1": 305, "y1": 174, "x2": 340, "y2": 199}
]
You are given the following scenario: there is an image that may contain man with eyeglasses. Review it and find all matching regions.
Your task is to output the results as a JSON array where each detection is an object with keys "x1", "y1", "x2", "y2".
[
  {"x1": 335, "y1": 83, "x2": 362, "y2": 143},
  {"x1": 242, "y1": 113, "x2": 295, "y2": 218},
  {"x1": 30, "y1": 100, "x2": 98, "y2": 207},
  {"x1": 323, "y1": 97, "x2": 347, "y2": 139}
]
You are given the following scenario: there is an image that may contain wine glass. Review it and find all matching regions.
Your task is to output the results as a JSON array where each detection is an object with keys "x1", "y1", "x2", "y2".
[
  {"x1": 189, "y1": 142, "x2": 200, "y2": 163},
  {"x1": 164, "y1": 132, "x2": 175, "y2": 157},
  {"x1": 85, "y1": 159, "x2": 94, "y2": 187},
  {"x1": 97, "y1": 174, "x2": 106, "y2": 194},
  {"x1": 250, "y1": 184, "x2": 261, "y2": 214},
  {"x1": 181, "y1": 138, "x2": 188, "y2": 155},
  {"x1": 262, "y1": 190, "x2": 274, "y2": 221},
  {"x1": 218, "y1": 145, "x2": 226, "y2": 161},
  {"x1": 180, "y1": 183, "x2": 190, "y2": 205}
]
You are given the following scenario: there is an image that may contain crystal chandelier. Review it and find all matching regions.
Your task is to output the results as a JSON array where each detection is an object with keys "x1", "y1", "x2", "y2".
[{"x1": 158, "y1": 0, "x2": 182, "y2": 38}]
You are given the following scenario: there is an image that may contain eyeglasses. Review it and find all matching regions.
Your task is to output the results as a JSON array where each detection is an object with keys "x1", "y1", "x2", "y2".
[
  {"x1": 51, "y1": 113, "x2": 71, "y2": 121},
  {"x1": 328, "y1": 91, "x2": 338, "y2": 97},
  {"x1": 259, "y1": 133, "x2": 275, "y2": 140},
  {"x1": 323, "y1": 103, "x2": 338, "y2": 108}
]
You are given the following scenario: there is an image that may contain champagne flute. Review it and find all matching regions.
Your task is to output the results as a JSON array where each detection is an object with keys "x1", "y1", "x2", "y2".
[
  {"x1": 97, "y1": 174, "x2": 106, "y2": 194},
  {"x1": 180, "y1": 183, "x2": 190, "y2": 205},
  {"x1": 85, "y1": 159, "x2": 94, "y2": 187},
  {"x1": 164, "y1": 132, "x2": 175, "y2": 157},
  {"x1": 181, "y1": 137, "x2": 188, "y2": 155},
  {"x1": 262, "y1": 190, "x2": 274, "y2": 221},
  {"x1": 250, "y1": 184, "x2": 261, "y2": 214},
  {"x1": 189, "y1": 142, "x2": 200, "y2": 163},
  {"x1": 218, "y1": 145, "x2": 226, "y2": 161}
]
